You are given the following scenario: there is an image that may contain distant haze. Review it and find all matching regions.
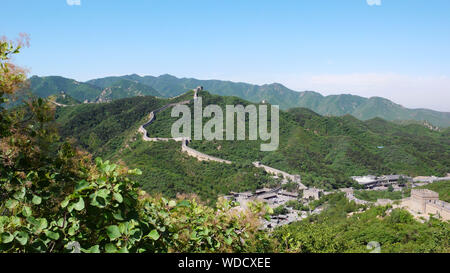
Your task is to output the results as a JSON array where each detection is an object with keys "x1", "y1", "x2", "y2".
[{"x1": 228, "y1": 73, "x2": 450, "y2": 112}]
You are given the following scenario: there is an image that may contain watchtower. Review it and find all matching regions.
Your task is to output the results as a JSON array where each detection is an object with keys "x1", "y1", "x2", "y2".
[{"x1": 410, "y1": 189, "x2": 439, "y2": 214}]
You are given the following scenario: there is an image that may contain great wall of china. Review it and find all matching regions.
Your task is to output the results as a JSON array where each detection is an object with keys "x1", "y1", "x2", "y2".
[
  {"x1": 137, "y1": 87, "x2": 305, "y2": 187},
  {"x1": 50, "y1": 88, "x2": 450, "y2": 225},
  {"x1": 181, "y1": 138, "x2": 232, "y2": 164},
  {"x1": 252, "y1": 162, "x2": 307, "y2": 190},
  {"x1": 138, "y1": 87, "x2": 235, "y2": 164}
]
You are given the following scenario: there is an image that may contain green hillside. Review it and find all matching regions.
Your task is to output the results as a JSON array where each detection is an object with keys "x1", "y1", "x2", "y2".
[
  {"x1": 55, "y1": 91, "x2": 450, "y2": 196},
  {"x1": 90, "y1": 74, "x2": 450, "y2": 128},
  {"x1": 145, "y1": 91, "x2": 449, "y2": 189},
  {"x1": 29, "y1": 75, "x2": 102, "y2": 101},
  {"x1": 27, "y1": 75, "x2": 161, "y2": 104},
  {"x1": 55, "y1": 94, "x2": 275, "y2": 201},
  {"x1": 28, "y1": 74, "x2": 450, "y2": 127}
]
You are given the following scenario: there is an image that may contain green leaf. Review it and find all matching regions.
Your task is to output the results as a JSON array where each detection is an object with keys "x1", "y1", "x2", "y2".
[
  {"x1": 5, "y1": 199, "x2": 18, "y2": 209},
  {"x1": 118, "y1": 247, "x2": 129, "y2": 253},
  {"x1": 97, "y1": 189, "x2": 110, "y2": 199},
  {"x1": 27, "y1": 217, "x2": 48, "y2": 234},
  {"x1": 118, "y1": 222, "x2": 127, "y2": 234},
  {"x1": 95, "y1": 157, "x2": 103, "y2": 165},
  {"x1": 13, "y1": 187, "x2": 26, "y2": 200},
  {"x1": 113, "y1": 192, "x2": 123, "y2": 203},
  {"x1": 1, "y1": 232, "x2": 14, "y2": 243},
  {"x1": 14, "y1": 231, "x2": 29, "y2": 246},
  {"x1": 45, "y1": 230, "x2": 60, "y2": 240},
  {"x1": 75, "y1": 180, "x2": 90, "y2": 192},
  {"x1": 68, "y1": 226, "x2": 77, "y2": 236},
  {"x1": 168, "y1": 200, "x2": 176, "y2": 208},
  {"x1": 61, "y1": 198, "x2": 69, "y2": 208},
  {"x1": 106, "y1": 225, "x2": 121, "y2": 240},
  {"x1": 112, "y1": 211, "x2": 124, "y2": 221},
  {"x1": 32, "y1": 195, "x2": 42, "y2": 205},
  {"x1": 73, "y1": 197, "x2": 85, "y2": 211},
  {"x1": 105, "y1": 243, "x2": 118, "y2": 253},
  {"x1": 224, "y1": 236, "x2": 233, "y2": 245},
  {"x1": 148, "y1": 229, "x2": 160, "y2": 241},
  {"x1": 82, "y1": 245, "x2": 100, "y2": 253},
  {"x1": 22, "y1": 206, "x2": 32, "y2": 217}
]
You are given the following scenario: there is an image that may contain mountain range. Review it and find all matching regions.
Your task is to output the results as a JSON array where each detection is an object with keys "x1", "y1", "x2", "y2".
[
  {"x1": 24, "y1": 74, "x2": 450, "y2": 127},
  {"x1": 54, "y1": 90, "x2": 450, "y2": 198}
]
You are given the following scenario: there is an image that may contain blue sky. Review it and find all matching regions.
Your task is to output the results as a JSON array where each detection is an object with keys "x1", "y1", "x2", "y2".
[{"x1": 1, "y1": 0, "x2": 450, "y2": 111}]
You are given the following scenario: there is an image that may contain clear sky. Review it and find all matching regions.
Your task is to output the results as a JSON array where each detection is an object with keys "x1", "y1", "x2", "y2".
[{"x1": 1, "y1": 0, "x2": 450, "y2": 111}]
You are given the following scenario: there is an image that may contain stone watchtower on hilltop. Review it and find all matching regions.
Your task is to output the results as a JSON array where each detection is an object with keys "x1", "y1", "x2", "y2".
[{"x1": 193, "y1": 86, "x2": 203, "y2": 99}]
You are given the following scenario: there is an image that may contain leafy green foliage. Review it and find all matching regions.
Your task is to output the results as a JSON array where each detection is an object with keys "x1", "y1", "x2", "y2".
[
  {"x1": 285, "y1": 200, "x2": 309, "y2": 211},
  {"x1": 0, "y1": 157, "x2": 272, "y2": 253},
  {"x1": 354, "y1": 190, "x2": 405, "y2": 202},
  {"x1": 273, "y1": 205, "x2": 288, "y2": 216}
]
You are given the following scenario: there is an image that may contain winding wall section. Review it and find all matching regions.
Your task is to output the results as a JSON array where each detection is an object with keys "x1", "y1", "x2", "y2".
[{"x1": 138, "y1": 88, "x2": 302, "y2": 179}]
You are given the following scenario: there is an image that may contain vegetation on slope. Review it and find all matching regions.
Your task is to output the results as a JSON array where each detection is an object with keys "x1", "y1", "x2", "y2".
[
  {"x1": 28, "y1": 75, "x2": 102, "y2": 102},
  {"x1": 273, "y1": 193, "x2": 450, "y2": 253},
  {"x1": 54, "y1": 90, "x2": 450, "y2": 193},
  {"x1": 143, "y1": 91, "x2": 449, "y2": 190},
  {"x1": 354, "y1": 190, "x2": 405, "y2": 202},
  {"x1": 55, "y1": 92, "x2": 276, "y2": 201},
  {"x1": 2, "y1": 38, "x2": 449, "y2": 254},
  {"x1": 31, "y1": 74, "x2": 450, "y2": 127},
  {"x1": 91, "y1": 78, "x2": 161, "y2": 102}
]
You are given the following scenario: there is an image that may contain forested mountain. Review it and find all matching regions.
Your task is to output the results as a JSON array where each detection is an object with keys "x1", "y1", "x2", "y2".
[
  {"x1": 28, "y1": 74, "x2": 450, "y2": 127},
  {"x1": 26, "y1": 75, "x2": 161, "y2": 104},
  {"x1": 54, "y1": 92, "x2": 275, "y2": 201},
  {"x1": 54, "y1": 90, "x2": 450, "y2": 196},
  {"x1": 29, "y1": 75, "x2": 102, "y2": 101}
]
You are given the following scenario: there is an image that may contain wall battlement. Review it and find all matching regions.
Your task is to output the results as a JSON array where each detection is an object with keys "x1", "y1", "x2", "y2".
[{"x1": 181, "y1": 139, "x2": 232, "y2": 164}]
